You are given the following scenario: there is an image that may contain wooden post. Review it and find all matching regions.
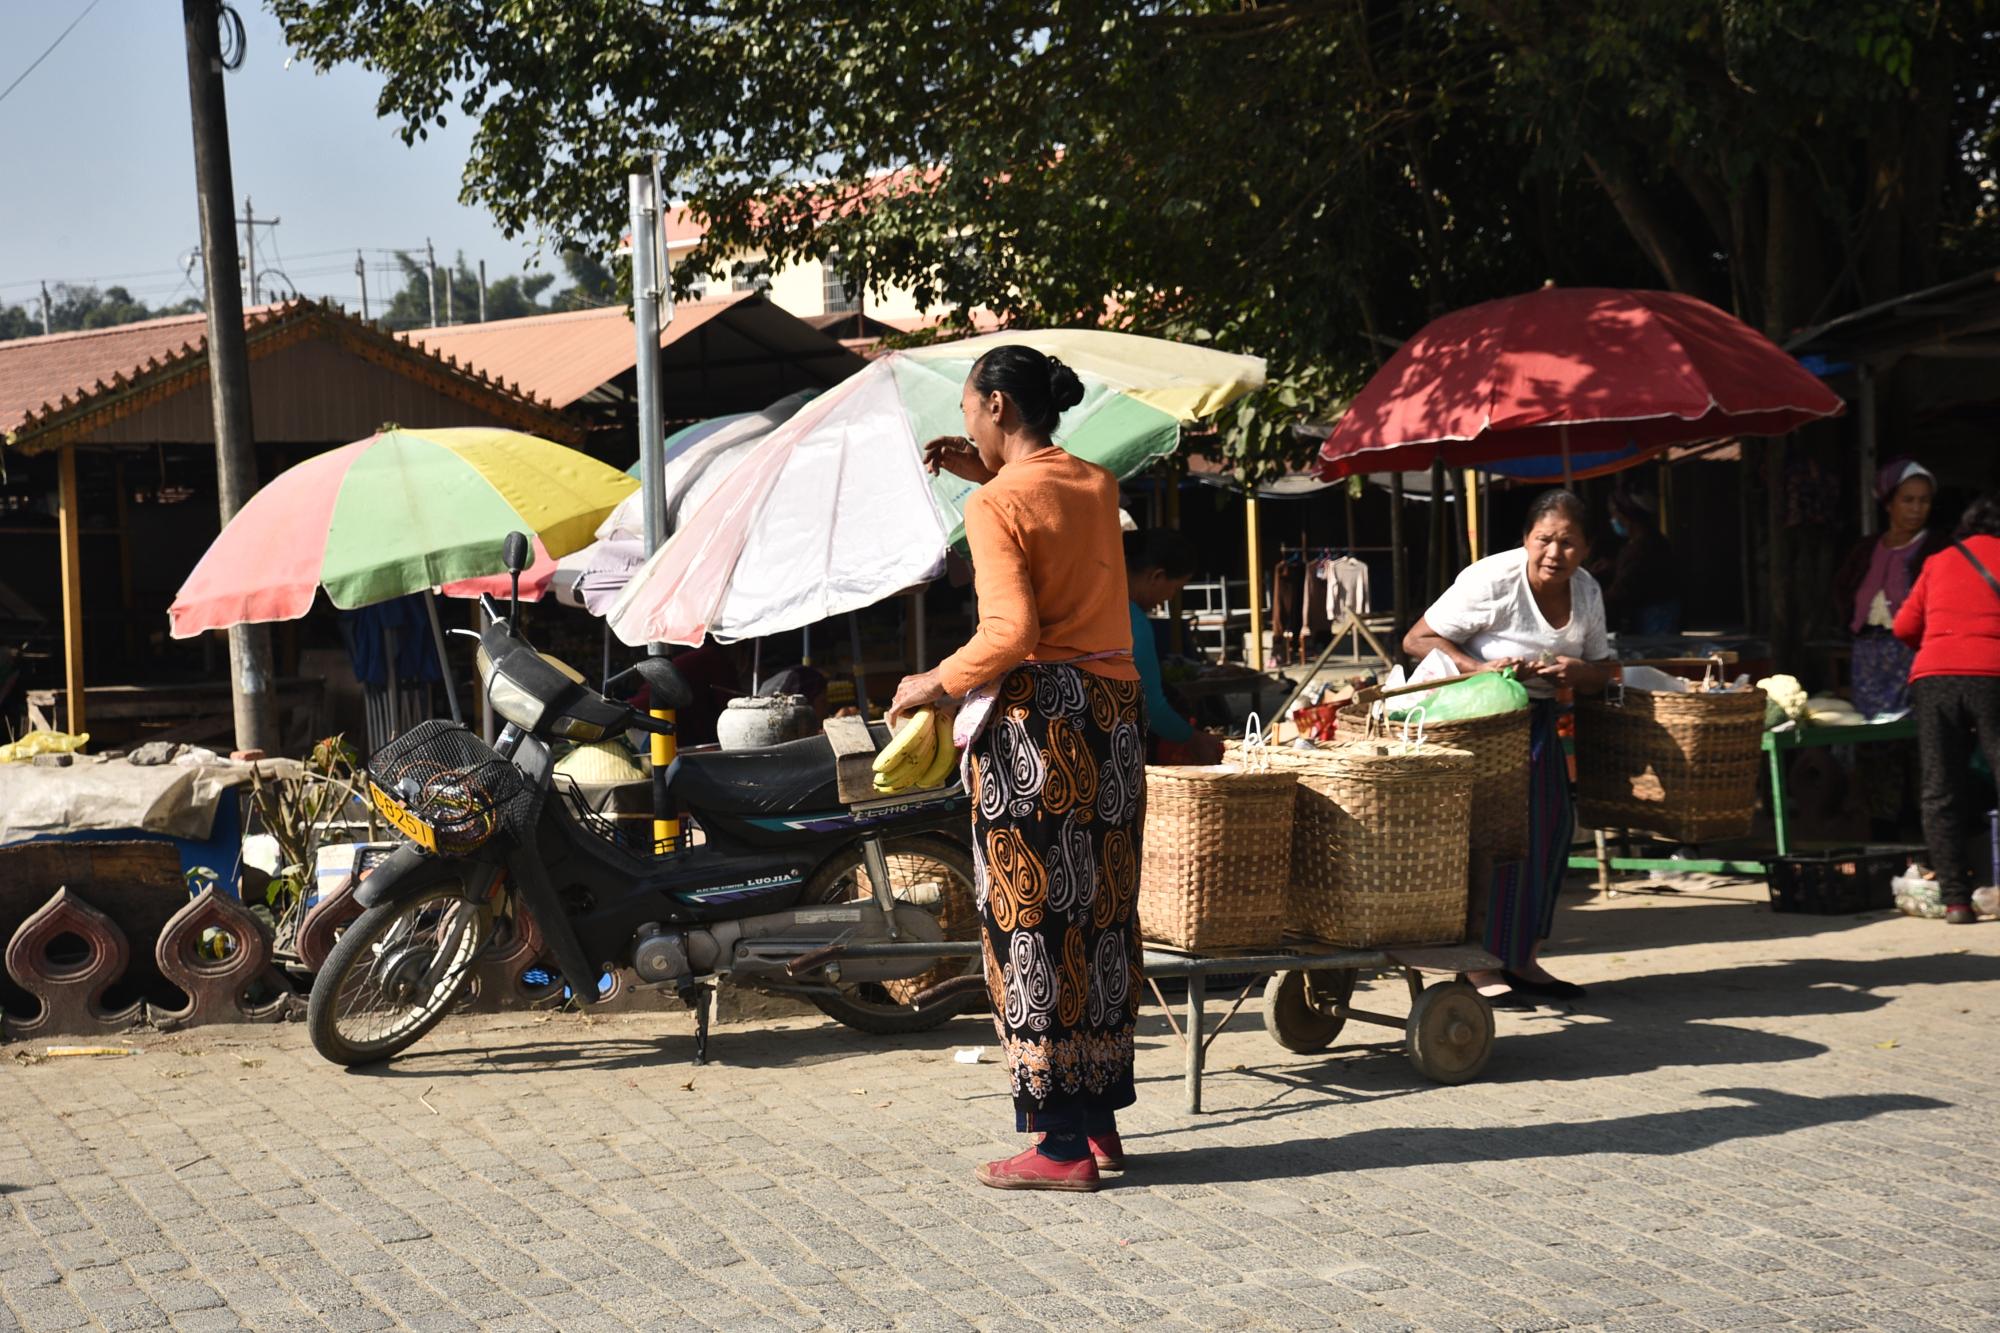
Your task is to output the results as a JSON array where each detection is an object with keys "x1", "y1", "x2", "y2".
[
  {"x1": 57, "y1": 446, "x2": 86, "y2": 736},
  {"x1": 1462, "y1": 468, "x2": 1481, "y2": 559},
  {"x1": 1165, "y1": 473, "x2": 1185, "y2": 656},
  {"x1": 1245, "y1": 491, "x2": 1265, "y2": 670}
]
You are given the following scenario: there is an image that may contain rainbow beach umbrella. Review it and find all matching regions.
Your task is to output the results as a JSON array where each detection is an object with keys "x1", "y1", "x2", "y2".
[{"x1": 170, "y1": 426, "x2": 637, "y2": 637}]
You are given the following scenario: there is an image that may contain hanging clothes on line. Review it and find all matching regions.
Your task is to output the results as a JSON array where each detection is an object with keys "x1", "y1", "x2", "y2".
[{"x1": 1323, "y1": 554, "x2": 1372, "y2": 624}]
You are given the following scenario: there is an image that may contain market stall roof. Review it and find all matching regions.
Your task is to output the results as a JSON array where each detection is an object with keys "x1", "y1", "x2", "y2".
[
  {"x1": 1786, "y1": 266, "x2": 2000, "y2": 366},
  {"x1": 403, "y1": 292, "x2": 867, "y2": 412},
  {"x1": 1, "y1": 299, "x2": 581, "y2": 454}
]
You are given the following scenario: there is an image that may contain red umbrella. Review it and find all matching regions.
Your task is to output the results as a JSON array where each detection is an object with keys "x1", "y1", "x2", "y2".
[{"x1": 1319, "y1": 287, "x2": 1844, "y2": 482}]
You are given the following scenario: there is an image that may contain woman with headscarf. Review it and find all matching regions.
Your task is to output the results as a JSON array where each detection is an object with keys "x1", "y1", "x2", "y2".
[{"x1": 1834, "y1": 458, "x2": 1947, "y2": 719}]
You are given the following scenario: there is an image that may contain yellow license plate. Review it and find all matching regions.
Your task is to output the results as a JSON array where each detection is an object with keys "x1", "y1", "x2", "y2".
[{"x1": 368, "y1": 779, "x2": 437, "y2": 853}]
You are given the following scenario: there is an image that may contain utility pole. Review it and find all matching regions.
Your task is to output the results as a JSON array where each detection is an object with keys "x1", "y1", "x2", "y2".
[
  {"x1": 38, "y1": 281, "x2": 52, "y2": 335},
  {"x1": 182, "y1": 0, "x2": 278, "y2": 755},
  {"x1": 478, "y1": 259, "x2": 487, "y2": 322},
  {"x1": 232, "y1": 198, "x2": 279, "y2": 305},
  {"x1": 355, "y1": 250, "x2": 368, "y2": 320},
  {"x1": 444, "y1": 258, "x2": 454, "y2": 324},
  {"x1": 424, "y1": 238, "x2": 438, "y2": 326}
]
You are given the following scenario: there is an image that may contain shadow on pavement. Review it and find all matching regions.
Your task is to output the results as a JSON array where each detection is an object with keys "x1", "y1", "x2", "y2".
[
  {"x1": 1134, "y1": 1087, "x2": 1950, "y2": 1184},
  {"x1": 1550, "y1": 884, "x2": 1910, "y2": 957},
  {"x1": 1573, "y1": 951, "x2": 2000, "y2": 1023}
]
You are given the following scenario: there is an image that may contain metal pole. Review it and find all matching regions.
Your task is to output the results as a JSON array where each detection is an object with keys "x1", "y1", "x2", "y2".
[
  {"x1": 182, "y1": 0, "x2": 278, "y2": 755},
  {"x1": 1389, "y1": 472, "x2": 1409, "y2": 644},
  {"x1": 39, "y1": 281, "x2": 52, "y2": 336},
  {"x1": 478, "y1": 259, "x2": 487, "y2": 323},
  {"x1": 422, "y1": 590, "x2": 463, "y2": 724},
  {"x1": 631, "y1": 167, "x2": 678, "y2": 847},
  {"x1": 1857, "y1": 365, "x2": 1879, "y2": 537},
  {"x1": 355, "y1": 250, "x2": 368, "y2": 321},
  {"x1": 424, "y1": 238, "x2": 437, "y2": 327},
  {"x1": 444, "y1": 255, "x2": 454, "y2": 325}
]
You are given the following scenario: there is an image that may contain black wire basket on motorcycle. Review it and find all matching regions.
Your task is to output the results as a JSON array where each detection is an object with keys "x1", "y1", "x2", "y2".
[{"x1": 363, "y1": 720, "x2": 534, "y2": 855}]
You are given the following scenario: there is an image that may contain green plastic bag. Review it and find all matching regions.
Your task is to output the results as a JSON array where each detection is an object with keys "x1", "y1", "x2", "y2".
[{"x1": 1386, "y1": 670, "x2": 1530, "y2": 723}]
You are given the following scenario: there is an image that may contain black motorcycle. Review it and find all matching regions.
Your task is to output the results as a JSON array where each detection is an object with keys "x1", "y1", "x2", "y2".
[{"x1": 306, "y1": 535, "x2": 979, "y2": 1066}]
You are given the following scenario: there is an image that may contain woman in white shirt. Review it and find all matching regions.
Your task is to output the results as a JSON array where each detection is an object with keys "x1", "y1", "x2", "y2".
[{"x1": 1404, "y1": 490, "x2": 1615, "y2": 1008}]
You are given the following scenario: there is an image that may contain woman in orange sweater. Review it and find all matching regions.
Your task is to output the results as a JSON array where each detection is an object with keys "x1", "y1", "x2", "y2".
[{"x1": 889, "y1": 345, "x2": 1143, "y2": 1193}]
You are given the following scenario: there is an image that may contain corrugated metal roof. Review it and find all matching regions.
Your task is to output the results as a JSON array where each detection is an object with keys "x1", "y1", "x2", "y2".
[
  {"x1": 0, "y1": 299, "x2": 579, "y2": 452},
  {"x1": 404, "y1": 297, "x2": 744, "y2": 408},
  {"x1": 404, "y1": 293, "x2": 868, "y2": 410}
]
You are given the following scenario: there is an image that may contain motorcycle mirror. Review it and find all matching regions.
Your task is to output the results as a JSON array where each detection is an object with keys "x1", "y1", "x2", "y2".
[
  {"x1": 632, "y1": 655, "x2": 696, "y2": 712},
  {"x1": 501, "y1": 531, "x2": 530, "y2": 626}
]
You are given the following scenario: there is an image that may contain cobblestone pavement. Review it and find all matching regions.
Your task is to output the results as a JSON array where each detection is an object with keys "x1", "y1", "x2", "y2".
[{"x1": 5, "y1": 877, "x2": 2000, "y2": 1332}]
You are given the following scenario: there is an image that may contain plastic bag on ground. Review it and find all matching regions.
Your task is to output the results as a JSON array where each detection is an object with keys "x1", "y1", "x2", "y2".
[{"x1": 0, "y1": 731, "x2": 88, "y2": 764}]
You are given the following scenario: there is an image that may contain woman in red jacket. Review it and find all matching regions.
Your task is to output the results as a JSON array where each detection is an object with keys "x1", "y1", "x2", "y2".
[{"x1": 1894, "y1": 492, "x2": 2000, "y2": 925}]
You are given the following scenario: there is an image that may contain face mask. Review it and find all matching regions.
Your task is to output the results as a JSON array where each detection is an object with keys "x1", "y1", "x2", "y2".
[{"x1": 1610, "y1": 515, "x2": 1629, "y2": 538}]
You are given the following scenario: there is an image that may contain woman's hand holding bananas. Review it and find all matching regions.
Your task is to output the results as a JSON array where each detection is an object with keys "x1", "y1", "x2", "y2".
[{"x1": 871, "y1": 707, "x2": 962, "y2": 794}]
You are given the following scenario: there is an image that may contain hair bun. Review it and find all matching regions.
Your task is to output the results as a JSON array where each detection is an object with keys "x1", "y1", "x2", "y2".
[{"x1": 1045, "y1": 356, "x2": 1086, "y2": 414}]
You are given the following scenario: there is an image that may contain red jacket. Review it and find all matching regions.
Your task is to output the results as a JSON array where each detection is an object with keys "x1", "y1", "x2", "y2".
[{"x1": 1893, "y1": 534, "x2": 2000, "y2": 680}]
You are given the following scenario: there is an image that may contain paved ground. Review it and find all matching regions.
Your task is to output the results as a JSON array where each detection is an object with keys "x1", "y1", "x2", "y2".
[{"x1": 5, "y1": 875, "x2": 2000, "y2": 1332}]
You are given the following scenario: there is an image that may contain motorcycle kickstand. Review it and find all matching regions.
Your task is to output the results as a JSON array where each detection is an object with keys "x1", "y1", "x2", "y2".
[{"x1": 691, "y1": 983, "x2": 712, "y2": 1066}]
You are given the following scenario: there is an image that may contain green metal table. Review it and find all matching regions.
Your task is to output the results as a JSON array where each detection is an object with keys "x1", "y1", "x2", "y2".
[{"x1": 1567, "y1": 717, "x2": 1918, "y2": 879}]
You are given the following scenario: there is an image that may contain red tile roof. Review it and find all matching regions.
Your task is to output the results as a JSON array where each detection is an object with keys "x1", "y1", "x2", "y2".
[{"x1": 1, "y1": 299, "x2": 579, "y2": 452}]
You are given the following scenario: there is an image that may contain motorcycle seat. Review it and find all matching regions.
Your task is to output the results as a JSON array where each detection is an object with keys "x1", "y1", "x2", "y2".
[{"x1": 668, "y1": 726, "x2": 888, "y2": 817}]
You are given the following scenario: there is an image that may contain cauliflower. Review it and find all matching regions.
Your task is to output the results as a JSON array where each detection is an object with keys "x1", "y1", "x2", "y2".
[{"x1": 1757, "y1": 674, "x2": 1808, "y2": 729}]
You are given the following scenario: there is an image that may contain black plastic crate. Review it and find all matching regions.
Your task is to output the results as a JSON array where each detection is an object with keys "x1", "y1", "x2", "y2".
[{"x1": 1766, "y1": 847, "x2": 1915, "y2": 915}]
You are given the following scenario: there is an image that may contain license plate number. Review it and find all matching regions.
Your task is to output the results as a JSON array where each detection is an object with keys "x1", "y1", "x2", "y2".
[{"x1": 368, "y1": 780, "x2": 437, "y2": 853}]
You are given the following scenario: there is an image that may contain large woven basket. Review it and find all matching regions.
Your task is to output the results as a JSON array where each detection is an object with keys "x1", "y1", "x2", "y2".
[
  {"x1": 1247, "y1": 740, "x2": 1475, "y2": 947},
  {"x1": 1574, "y1": 686, "x2": 1767, "y2": 842},
  {"x1": 1138, "y1": 763, "x2": 1296, "y2": 951},
  {"x1": 1335, "y1": 701, "x2": 1530, "y2": 863}
]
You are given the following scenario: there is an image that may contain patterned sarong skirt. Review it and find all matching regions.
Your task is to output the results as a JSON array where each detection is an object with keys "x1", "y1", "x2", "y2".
[{"x1": 967, "y1": 663, "x2": 1147, "y2": 1131}]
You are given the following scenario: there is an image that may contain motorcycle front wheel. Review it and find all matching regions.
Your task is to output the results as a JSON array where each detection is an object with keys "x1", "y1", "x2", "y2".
[
  {"x1": 306, "y1": 885, "x2": 493, "y2": 1066},
  {"x1": 800, "y1": 833, "x2": 981, "y2": 1036}
]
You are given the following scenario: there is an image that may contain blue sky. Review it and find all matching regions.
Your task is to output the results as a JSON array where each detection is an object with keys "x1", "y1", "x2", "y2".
[{"x1": 0, "y1": 0, "x2": 559, "y2": 315}]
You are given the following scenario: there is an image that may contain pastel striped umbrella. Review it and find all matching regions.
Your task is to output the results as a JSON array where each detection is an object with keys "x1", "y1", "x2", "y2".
[
  {"x1": 169, "y1": 426, "x2": 637, "y2": 638},
  {"x1": 606, "y1": 329, "x2": 1265, "y2": 648}
]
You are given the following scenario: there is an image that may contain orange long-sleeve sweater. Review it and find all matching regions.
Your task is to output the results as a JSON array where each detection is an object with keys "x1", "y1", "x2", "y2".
[{"x1": 935, "y1": 448, "x2": 1138, "y2": 697}]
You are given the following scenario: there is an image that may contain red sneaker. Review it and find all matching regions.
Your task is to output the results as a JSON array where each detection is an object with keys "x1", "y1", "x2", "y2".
[
  {"x1": 1089, "y1": 1133, "x2": 1127, "y2": 1171},
  {"x1": 976, "y1": 1146, "x2": 1101, "y2": 1192}
]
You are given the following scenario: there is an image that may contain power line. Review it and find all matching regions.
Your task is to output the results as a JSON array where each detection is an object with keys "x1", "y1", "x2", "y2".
[{"x1": 0, "y1": 0, "x2": 104, "y2": 108}]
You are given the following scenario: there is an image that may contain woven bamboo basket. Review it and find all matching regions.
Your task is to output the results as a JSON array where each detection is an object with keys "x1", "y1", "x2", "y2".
[
  {"x1": 1334, "y1": 701, "x2": 1530, "y2": 863},
  {"x1": 1243, "y1": 740, "x2": 1476, "y2": 946},
  {"x1": 1138, "y1": 763, "x2": 1296, "y2": 951},
  {"x1": 1574, "y1": 685, "x2": 1767, "y2": 842}
]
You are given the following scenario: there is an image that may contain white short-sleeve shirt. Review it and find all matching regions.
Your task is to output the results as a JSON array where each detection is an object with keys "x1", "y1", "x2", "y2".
[{"x1": 1422, "y1": 549, "x2": 1611, "y2": 697}]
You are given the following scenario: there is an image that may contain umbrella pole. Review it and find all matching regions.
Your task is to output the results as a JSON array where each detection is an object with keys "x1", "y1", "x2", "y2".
[
  {"x1": 423, "y1": 590, "x2": 464, "y2": 724},
  {"x1": 751, "y1": 638, "x2": 762, "y2": 693},
  {"x1": 1245, "y1": 492, "x2": 1265, "y2": 671},
  {"x1": 848, "y1": 614, "x2": 872, "y2": 716}
]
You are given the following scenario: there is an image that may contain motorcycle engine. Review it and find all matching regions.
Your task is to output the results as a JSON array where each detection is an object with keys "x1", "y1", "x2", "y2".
[{"x1": 630, "y1": 928, "x2": 693, "y2": 988}]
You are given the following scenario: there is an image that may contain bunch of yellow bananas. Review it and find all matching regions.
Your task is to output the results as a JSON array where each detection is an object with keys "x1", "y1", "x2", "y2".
[{"x1": 870, "y1": 708, "x2": 961, "y2": 795}]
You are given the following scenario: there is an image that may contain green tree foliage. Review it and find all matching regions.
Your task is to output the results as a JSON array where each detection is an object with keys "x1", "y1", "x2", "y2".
[
  {"x1": 0, "y1": 283, "x2": 203, "y2": 343},
  {"x1": 272, "y1": 1, "x2": 1999, "y2": 477}
]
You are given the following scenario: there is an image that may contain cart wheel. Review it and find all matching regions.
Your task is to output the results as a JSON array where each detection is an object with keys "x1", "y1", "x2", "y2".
[
  {"x1": 1405, "y1": 981, "x2": 1494, "y2": 1084},
  {"x1": 1263, "y1": 969, "x2": 1354, "y2": 1053}
]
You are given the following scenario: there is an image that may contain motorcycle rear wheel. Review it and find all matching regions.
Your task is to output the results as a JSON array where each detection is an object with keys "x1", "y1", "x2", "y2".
[
  {"x1": 800, "y1": 833, "x2": 980, "y2": 1035},
  {"x1": 307, "y1": 885, "x2": 493, "y2": 1066}
]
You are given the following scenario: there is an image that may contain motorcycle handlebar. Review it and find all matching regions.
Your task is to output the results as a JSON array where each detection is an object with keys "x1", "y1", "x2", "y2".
[{"x1": 628, "y1": 711, "x2": 677, "y2": 737}]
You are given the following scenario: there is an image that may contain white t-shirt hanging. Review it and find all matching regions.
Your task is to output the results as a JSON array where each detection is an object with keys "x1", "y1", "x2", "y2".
[{"x1": 1421, "y1": 548, "x2": 1610, "y2": 698}]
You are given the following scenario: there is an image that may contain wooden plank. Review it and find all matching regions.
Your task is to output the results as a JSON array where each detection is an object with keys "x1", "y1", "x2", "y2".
[
  {"x1": 57, "y1": 445, "x2": 85, "y2": 736},
  {"x1": 823, "y1": 715, "x2": 882, "y2": 805}
]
